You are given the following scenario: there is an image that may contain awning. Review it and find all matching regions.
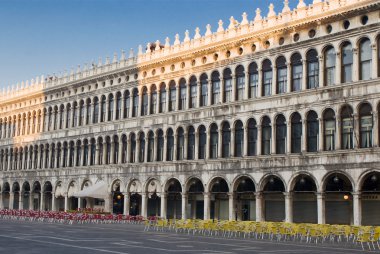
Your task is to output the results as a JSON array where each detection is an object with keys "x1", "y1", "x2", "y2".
[{"x1": 73, "y1": 181, "x2": 107, "y2": 199}]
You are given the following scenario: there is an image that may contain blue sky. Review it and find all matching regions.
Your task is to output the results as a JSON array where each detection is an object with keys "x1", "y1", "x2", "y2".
[{"x1": 0, "y1": 0, "x2": 312, "y2": 88}]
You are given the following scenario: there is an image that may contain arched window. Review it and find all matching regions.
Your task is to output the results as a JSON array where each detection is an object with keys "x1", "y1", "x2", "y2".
[
  {"x1": 234, "y1": 121, "x2": 243, "y2": 157},
  {"x1": 116, "y1": 92, "x2": 122, "y2": 120},
  {"x1": 276, "y1": 115, "x2": 286, "y2": 154},
  {"x1": 90, "y1": 139, "x2": 96, "y2": 165},
  {"x1": 130, "y1": 134, "x2": 136, "y2": 163},
  {"x1": 210, "y1": 124, "x2": 218, "y2": 159},
  {"x1": 147, "y1": 131, "x2": 154, "y2": 162},
  {"x1": 359, "y1": 38, "x2": 372, "y2": 80},
  {"x1": 291, "y1": 53, "x2": 302, "y2": 91},
  {"x1": 139, "y1": 133, "x2": 145, "y2": 163},
  {"x1": 169, "y1": 81, "x2": 176, "y2": 112},
  {"x1": 223, "y1": 68, "x2": 232, "y2": 103},
  {"x1": 198, "y1": 125, "x2": 206, "y2": 159},
  {"x1": 100, "y1": 96, "x2": 106, "y2": 122},
  {"x1": 79, "y1": 101, "x2": 85, "y2": 126},
  {"x1": 262, "y1": 116, "x2": 271, "y2": 155},
  {"x1": 189, "y1": 76, "x2": 197, "y2": 109},
  {"x1": 187, "y1": 126, "x2": 195, "y2": 160},
  {"x1": 150, "y1": 85, "x2": 157, "y2": 114},
  {"x1": 156, "y1": 129, "x2": 164, "y2": 161},
  {"x1": 247, "y1": 118, "x2": 257, "y2": 156},
  {"x1": 73, "y1": 101, "x2": 78, "y2": 127},
  {"x1": 276, "y1": 56, "x2": 287, "y2": 94},
  {"x1": 179, "y1": 78, "x2": 187, "y2": 110},
  {"x1": 211, "y1": 71, "x2": 220, "y2": 105},
  {"x1": 113, "y1": 136, "x2": 119, "y2": 164},
  {"x1": 323, "y1": 109, "x2": 335, "y2": 151},
  {"x1": 159, "y1": 83, "x2": 166, "y2": 113},
  {"x1": 123, "y1": 90, "x2": 130, "y2": 118},
  {"x1": 93, "y1": 98, "x2": 99, "y2": 124},
  {"x1": 359, "y1": 103, "x2": 373, "y2": 148},
  {"x1": 85, "y1": 99, "x2": 91, "y2": 125},
  {"x1": 177, "y1": 128, "x2": 184, "y2": 160},
  {"x1": 200, "y1": 74, "x2": 208, "y2": 107},
  {"x1": 341, "y1": 105, "x2": 354, "y2": 149},
  {"x1": 324, "y1": 46, "x2": 336, "y2": 86},
  {"x1": 262, "y1": 59, "x2": 272, "y2": 96},
  {"x1": 291, "y1": 113, "x2": 302, "y2": 153},
  {"x1": 341, "y1": 42, "x2": 353, "y2": 83},
  {"x1": 307, "y1": 111, "x2": 319, "y2": 152},
  {"x1": 132, "y1": 88, "x2": 139, "y2": 117},
  {"x1": 235, "y1": 65, "x2": 245, "y2": 101},
  {"x1": 66, "y1": 104, "x2": 71, "y2": 128},
  {"x1": 121, "y1": 135, "x2": 127, "y2": 163},
  {"x1": 83, "y1": 140, "x2": 88, "y2": 166},
  {"x1": 141, "y1": 87, "x2": 148, "y2": 116},
  {"x1": 249, "y1": 62, "x2": 259, "y2": 98},
  {"x1": 222, "y1": 122, "x2": 230, "y2": 158},
  {"x1": 166, "y1": 129, "x2": 174, "y2": 161},
  {"x1": 306, "y1": 49, "x2": 319, "y2": 89}
]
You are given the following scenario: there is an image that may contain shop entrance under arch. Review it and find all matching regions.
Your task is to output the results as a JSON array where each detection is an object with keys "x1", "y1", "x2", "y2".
[{"x1": 187, "y1": 178, "x2": 204, "y2": 219}]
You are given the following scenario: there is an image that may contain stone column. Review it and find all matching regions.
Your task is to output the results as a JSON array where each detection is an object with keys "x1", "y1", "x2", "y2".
[
  {"x1": 244, "y1": 70, "x2": 250, "y2": 100},
  {"x1": 286, "y1": 63, "x2": 291, "y2": 93},
  {"x1": 173, "y1": 133, "x2": 177, "y2": 161},
  {"x1": 95, "y1": 143, "x2": 100, "y2": 165},
  {"x1": 257, "y1": 68, "x2": 262, "y2": 98},
  {"x1": 9, "y1": 192, "x2": 14, "y2": 209},
  {"x1": 71, "y1": 103, "x2": 75, "y2": 127},
  {"x1": 231, "y1": 76, "x2": 236, "y2": 102},
  {"x1": 147, "y1": 92, "x2": 151, "y2": 115},
  {"x1": 73, "y1": 144, "x2": 78, "y2": 167},
  {"x1": 218, "y1": 130, "x2": 222, "y2": 158},
  {"x1": 318, "y1": 118, "x2": 323, "y2": 151},
  {"x1": 197, "y1": 81, "x2": 201, "y2": 107},
  {"x1": 206, "y1": 129, "x2": 210, "y2": 159},
  {"x1": 105, "y1": 97, "x2": 110, "y2": 121},
  {"x1": 336, "y1": 115, "x2": 342, "y2": 150},
  {"x1": 176, "y1": 84, "x2": 180, "y2": 111},
  {"x1": 302, "y1": 60, "x2": 307, "y2": 90},
  {"x1": 165, "y1": 86, "x2": 170, "y2": 113},
  {"x1": 230, "y1": 128, "x2": 235, "y2": 157},
  {"x1": 257, "y1": 125, "x2": 262, "y2": 155},
  {"x1": 286, "y1": 122, "x2": 291, "y2": 154},
  {"x1": 316, "y1": 192, "x2": 325, "y2": 224},
  {"x1": 207, "y1": 80, "x2": 212, "y2": 105},
  {"x1": 318, "y1": 56, "x2": 324, "y2": 87},
  {"x1": 353, "y1": 114, "x2": 360, "y2": 149},
  {"x1": 123, "y1": 192, "x2": 129, "y2": 216},
  {"x1": 183, "y1": 130, "x2": 188, "y2": 160},
  {"x1": 118, "y1": 141, "x2": 123, "y2": 164},
  {"x1": 153, "y1": 134, "x2": 157, "y2": 162},
  {"x1": 272, "y1": 66, "x2": 277, "y2": 95},
  {"x1": 160, "y1": 193, "x2": 167, "y2": 219},
  {"x1": 302, "y1": 119, "x2": 307, "y2": 152},
  {"x1": 51, "y1": 195, "x2": 56, "y2": 211},
  {"x1": 352, "y1": 192, "x2": 362, "y2": 226},
  {"x1": 18, "y1": 193, "x2": 23, "y2": 210},
  {"x1": 194, "y1": 131, "x2": 199, "y2": 160},
  {"x1": 126, "y1": 140, "x2": 131, "y2": 163},
  {"x1": 156, "y1": 91, "x2": 160, "y2": 114},
  {"x1": 113, "y1": 93, "x2": 118, "y2": 121},
  {"x1": 0, "y1": 194, "x2": 3, "y2": 209},
  {"x1": 335, "y1": 52, "x2": 341, "y2": 85},
  {"x1": 110, "y1": 141, "x2": 115, "y2": 164},
  {"x1": 284, "y1": 192, "x2": 293, "y2": 223},
  {"x1": 138, "y1": 90, "x2": 143, "y2": 117},
  {"x1": 40, "y1": 192, "x2": 45, "y2": 211},
  {"x1": 84, "y1": 102, "x2": 89, "y2": 125},
  {"x1": 136, "y1": 138, "x2": 140, "y2": 163},
  {"x1": 78, "y1": 197, "x2": 82, "y2": 209},
  {"x1": 203, "y1": 192, "x2": 210, "y2": 220},
  {"x1": 129, "y1": 93, "x2": 133, "y2": 118},
  {"x1": 271, "y1": 123, "x2": 276, "y2": 154},
  {"x1": 181, "y1": 192, "x2": 187, "y2": 220},
  {"x1": 243, "y1": 126, "x2": 248, "y2": 156},
  {"x1": 141, "y1": 192, "x2": 148, "y2": 218},
  {"x1": 352, "y1": 48, "x2": 359, "y2": 82},
  {"x1": 220, "y1": 77, "x2": 224, "y2": 103},
  {"x1": 255, "y1": 192, "x2": 263, "y2": 222},
  {"x1": 372, "y1": 44, "x2": 378, "y2": 80},
  {"x1": 163, "y1": 135, "x2": 168, "y2": 162},
  {"x1": 228, "y1": 192, "x2": 234, "y2": 221},
  {"x1": 29, "y1": 193, "x2": 33, "y2": 210},
  {"x1": 102, "y1": 141, "x2": 107, "y2": 164},
  {"x1": 373, "y1": 112, "x2": 379, "y2": 148}
]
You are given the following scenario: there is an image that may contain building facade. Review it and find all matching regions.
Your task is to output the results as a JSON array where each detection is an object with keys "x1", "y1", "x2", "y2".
[{"x1": 0, "y1": 0, "x2": 379, "y2": 225}]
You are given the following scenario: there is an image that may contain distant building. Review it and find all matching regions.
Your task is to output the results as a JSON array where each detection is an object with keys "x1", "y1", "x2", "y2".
[{"x1": 0, "y1": 0, "x2": 379, "y2": 225}]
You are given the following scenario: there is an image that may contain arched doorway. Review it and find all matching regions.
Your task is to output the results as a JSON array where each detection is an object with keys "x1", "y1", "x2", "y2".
[
  {"x1": 43, "y1": 182, "x2": 53, "y2": 211},
  {"x1": 361, "y1": 172, "x2": 380, "y2": 225},
  {"x1": 2, "y1": 183, "x2": 10, "y2": 209},
  {"x1": 234, "y1": 177, "x2": 256, "y2": 221},
  {"x1": 112, "y1": 180, "x2": 124, "y2": 215},
  {"x1": 12, "y1": 182, "x2": 20, "y2": 210},
  {"x1": 187, "y1": 178, "x2": 204, "y2": 219},
  {"x1": 324, "y1": 173, "x2": 353, "y2": 225},
  {"x1": 166, "y1": 179, "x2": 182, "y2": 219},
  {"x1": 129, "y1": 180, "x2": 142, "y2": 216},
  {"x1": 262, "y1": 175, "x2": 285, "y2": 222},
  {"x1": 22, "y1": 182, "x2": 30, "y2": 210},
  {"x1": 291, "y1": 175, "x2": 317, "y2": 223},
  {"x1": 147, "y1": 179, "x2": 161, "y2": 217},
  {"x1": 31, "y1": 182, "x2": 41, "y2": 210},
  {"x1": 210, "y1": 177, "x2": 229, "y2": 220}
]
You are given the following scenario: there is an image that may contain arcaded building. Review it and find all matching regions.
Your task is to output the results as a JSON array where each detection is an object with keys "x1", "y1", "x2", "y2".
[{"x1": 0, "y1": 0, "x2": 379, "y2": 226}]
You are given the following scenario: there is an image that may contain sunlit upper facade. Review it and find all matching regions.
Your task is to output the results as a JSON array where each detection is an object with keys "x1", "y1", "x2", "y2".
[{"x1": 0, "y1": 0, "x2": 380, "y2": 225}]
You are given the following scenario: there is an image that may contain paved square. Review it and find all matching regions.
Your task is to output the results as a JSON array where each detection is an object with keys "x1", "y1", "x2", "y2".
[{"x1": 0, "y1": 220, "x2": 373, "y2": 254}]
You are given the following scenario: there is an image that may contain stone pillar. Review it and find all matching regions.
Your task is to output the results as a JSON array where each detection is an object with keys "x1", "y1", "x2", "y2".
[
  {"x1": 230, "y1": 128, "x2": 235, "y2": 157},
  {"x1": 118, "y1": 141, "x2": 123, "y2": 164},
  {"x1": 18, "y1": 194, "x2": 23, "y2": 210},
  {"x1": 207, "y1": 80, "x2": 212, "y2": 105},
  {"x1": 9, "y1": 192, "x2": 14, "y2": 209},
  {"x1": 105, "y1": 97, "x2": 110, "y2": 121},
  {"x1": 203, "y1": 192, "x2": 210, "y2": 220},
  {"x1": 284, "y1": 192, "x2": 293, "y2": 223},
  {"x1": 147, "y1": 92, "x2": 151, "y2": 115},
  {"x1": 206, "y1": 129, "x2": 210, "y2": 159},
  {"x1": 95, "y1": 143, "x2": 100, "y2": 165},
  {"x1": 138, "y1": 90, "x2": 143, "y2": 117},
  {"x1": 163, "y1": 135, "x2": 168, "y2": 162},
  {"x1": 318, "y1": 118, "x2": 323, "y2": 151},
  {"x1": 196, "y1": 81, "x2": 201, "y2": 107},
  {"x1": 228, "y1": 192, "x2": 234, "y2": 221},
  {"x1": 136, "y1": 138, "x2": 140, "y2": 162},
  {"x1": 29, "y1": 193, "x2": 33, "y2": 210},
  {"x1": 123, "y1": 192, "x2": 129, "y2": 216},
  {"x1": 255, "y1": 192, "x2": 263, "y2": 222},
  {"x1": 78, "y1": 197, "x2": 82, "y2": 209},
  {"x1": 160, "y1": 193, "x2": 167, "y2": 219},
  {"x1": 181, "y1": 192, "x2": 187, "y2": 220},
  {"x1": 194, "y1": 132, "x2": 199, "y2": 160},
  {"x1": 220, "y1": 77, "x2": 224, "y2": 103},
  {"x1": 244, "y1": 70, "x2": 250, "y2": 100},
  {"x1": 176, "y1": 84, "x2": 180, "y2": 111},
  {"x1": 316, "y1": 192, "x2": 325, "y2": 224},
  {"x1": 373, "y1": 112, "x2": 379, "y2": 148},
  {"x1": 353, "y1": 114, "x2": 360, "y2": 149},
  {"x1": 84, "y1": 102, "x2": 89, "y2": 125},
  {"x1": 126, "y1": 140, "x2": 131, "y2": 163},
  {"x1": 336, "y1": 115, "x2": 342, "y2": 150},
  {"x1": 184, "y1": 130, "x2": 188, "y2": 160},
  {"x1": 318, "y1": 56, "x2": 324, "y2": 87},
  {"x1": 156, "y1": 91, "x2": 160, "y2": 114},
  {"x1": 218, "y1": 130, "x2": 222, "y2": 158},
  {"x1": 0, "y1": 194, "x2": 3, "y2": 209},
  {"x1": 302, "y1": 60, "x2": 307, "y2": 90},
  {"x1": 73, "y1": 144, "x2": 78, "y2": 167},
  {"x1": 40, "y1": 192, "x2": 45, "y2": 211},
  {"x1": 286, "y1": 122, "x2": 291, "y2": 154},
  {"x1": 243, "y1": 127, "x2": 248, "y2": 156},
  {"x1": 302, "y1": 119, "x2": 307, "y2": 152},
  {"x1": 372, "y1": 44, "x2": 378, "y2": 80},
  {"x1": 272, "y1": 66, "x2": 277, "y2": 95},
  {"x1": 64, "y1": 194, "x2": 68, "y2": 211},
  {"x1": 110, "y1": 142, "x2": 115, "y2": 164},
  {"x1": 271, "y1": 123, "x2": 276, "y2": 154},
  {"x1": 352, "y1": 48, "x2": 359, "y2": 82},
  {"x1": 51, "y1": 195, "x2": 56, "y2": 211},
  {"x1": 141, "y1": 192, "x2": 148, "y2": 218},
  {"x1": 129, "y1": 93, "x2": 133, "y2": 118},
  {"x1": 286, "y1": 63, "x2": 291, "y2": 93},
  {"x1": 257, "y1": 125, "x2": 262, "y2": 155},
  {"x1": 113, "y1": 93, "x2": 118, "y2": 121},
  {"x1": 353, "y1": 192, "x2": 362, "y2": 226},
  {"x1": 335, "y1": 52, "x2": 341, "y2": 85},
  {"x1": 165, "y1": 86, "x2": 170, "y2": 113},
  {"x1": 231, "y1": 76, "x2": 236, "y2": 102},
  {"x1": 257, "y1": 68, "x2": 262, "y2": 98},
  {"x1": 173, "y1": 133, "x2": 177, "y2": 161},
  {"x1": 153, "y1": 134, "x2": 157, "y2": 162}
]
